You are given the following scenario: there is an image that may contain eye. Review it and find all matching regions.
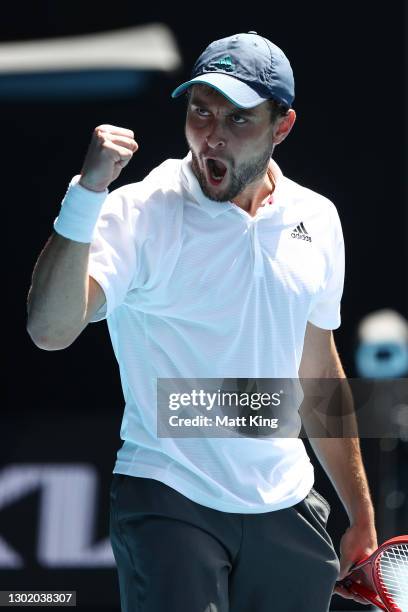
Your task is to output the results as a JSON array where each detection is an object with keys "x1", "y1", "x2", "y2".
[
  {"x1": 194, "y1": 107, "x2": 210, "y2": 117},
  {"x1": 230, "y1": 114, "x2": 247, "y2": 124}
]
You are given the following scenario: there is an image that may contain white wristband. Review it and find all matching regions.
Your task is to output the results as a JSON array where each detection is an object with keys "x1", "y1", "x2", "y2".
[{"x1": 53, "y1": 175, "x2": 109, "y2": 243}]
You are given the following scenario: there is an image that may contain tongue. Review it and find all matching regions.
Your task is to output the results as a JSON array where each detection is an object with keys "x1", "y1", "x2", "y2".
[{"x1": 212, "y1": 159, "x2": 226, "y2": 177}]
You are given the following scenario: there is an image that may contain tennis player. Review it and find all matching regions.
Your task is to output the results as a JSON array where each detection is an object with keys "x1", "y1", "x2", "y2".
[{"x1": 27, "y1": 32, "x2": 377, "y2": 611}]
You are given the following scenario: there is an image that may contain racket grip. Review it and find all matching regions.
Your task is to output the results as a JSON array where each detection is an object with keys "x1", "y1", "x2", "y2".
[{"x1": 343, "y1": 580, "x2": 388, "y2": 611}]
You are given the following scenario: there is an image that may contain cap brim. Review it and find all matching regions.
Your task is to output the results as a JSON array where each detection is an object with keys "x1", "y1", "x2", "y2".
[{"x1": 171, "y1": 73, "x2": 268, "y2": 109}]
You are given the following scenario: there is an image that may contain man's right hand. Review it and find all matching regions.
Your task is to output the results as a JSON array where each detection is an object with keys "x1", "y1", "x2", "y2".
[{"x1": 79, "y1": 124, "x2": 138, "y2": 193}]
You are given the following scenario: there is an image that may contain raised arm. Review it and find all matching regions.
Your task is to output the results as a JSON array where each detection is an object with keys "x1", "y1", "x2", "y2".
[{"x1": 27, "y1": 125, "x2": 138, "y2": 350}]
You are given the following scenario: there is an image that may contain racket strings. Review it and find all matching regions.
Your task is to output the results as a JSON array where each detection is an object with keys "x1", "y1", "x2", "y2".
[{"x1": 377, "y1": 543, "x2": 408, "y2": 610}]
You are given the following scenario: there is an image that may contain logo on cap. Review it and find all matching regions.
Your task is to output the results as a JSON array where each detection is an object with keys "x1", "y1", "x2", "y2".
[{"x1": 209, "y1": 55, "x2": 235, "y2": 72}]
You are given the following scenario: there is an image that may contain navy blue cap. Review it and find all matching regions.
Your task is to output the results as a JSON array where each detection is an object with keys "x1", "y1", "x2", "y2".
[{"x1": 171, "y1": 32, "x2": 295, "y2": 109}]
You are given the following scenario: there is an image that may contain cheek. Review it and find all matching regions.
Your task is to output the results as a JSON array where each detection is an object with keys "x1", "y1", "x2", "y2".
[
  {"x1": 238, "y1": 129, "x2": 273, "y2": 158},
  {"x1": 246, "y1": 124, "x2": 272, "y2": 144},
  {"x1": 185, "y1": 119, "x2": 202, "y2": 149}
]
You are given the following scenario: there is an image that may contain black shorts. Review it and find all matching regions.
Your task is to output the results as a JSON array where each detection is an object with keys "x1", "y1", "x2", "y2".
[{"x1": 110, "y1": 474, "x2": 340, "y2": 612}]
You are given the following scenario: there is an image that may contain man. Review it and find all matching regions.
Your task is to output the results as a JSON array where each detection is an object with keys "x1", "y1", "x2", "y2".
[{"x1": 27, "y1": 32, "x2": 377, "y2": 611}]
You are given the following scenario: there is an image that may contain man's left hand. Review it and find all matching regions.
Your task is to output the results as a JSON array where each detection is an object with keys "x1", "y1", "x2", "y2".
[{"x1": 333, "y1": 523, "x2": 378, "y2": 604}]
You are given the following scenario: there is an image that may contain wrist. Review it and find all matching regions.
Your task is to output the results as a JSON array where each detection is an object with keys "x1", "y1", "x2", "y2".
[
  {"x1": 349, "y1": 499, "x2": 375, "y2": 527},
  {"x1": 79, "y1": 176, "x2": 109, "y2": 193},
  {"x1": 53, "y1": 175, "x2": 108, "y2": 243}
]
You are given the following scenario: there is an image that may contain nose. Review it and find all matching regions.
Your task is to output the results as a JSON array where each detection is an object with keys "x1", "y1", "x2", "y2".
[{"x1": 205, "y1": 121, "x2": 226, "y2": 149}]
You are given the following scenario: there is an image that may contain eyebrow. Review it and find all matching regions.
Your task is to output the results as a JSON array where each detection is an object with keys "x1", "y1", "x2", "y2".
[{"x1": 189, "y1": 96, "x2": 256, "y2": 116}]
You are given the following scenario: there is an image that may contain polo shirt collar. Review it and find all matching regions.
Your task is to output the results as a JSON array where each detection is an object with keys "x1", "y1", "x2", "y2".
[{"x1": 180, "y1": 152, "x2": 286, "y2": 218}]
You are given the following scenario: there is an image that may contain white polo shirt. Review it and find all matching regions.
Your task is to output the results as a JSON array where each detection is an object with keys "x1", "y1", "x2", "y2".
[{"x1": 88, "y1": 152, "x2": 345, "y2": 513}]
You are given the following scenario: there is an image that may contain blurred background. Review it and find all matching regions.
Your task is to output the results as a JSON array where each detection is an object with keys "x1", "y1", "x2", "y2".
[{"x1": 1, "y1": 1, "x2": 407, "y2": 610}]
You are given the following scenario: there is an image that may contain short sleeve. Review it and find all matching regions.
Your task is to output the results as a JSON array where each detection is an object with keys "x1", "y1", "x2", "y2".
[
  {"x1": 88, "y1": 189, "x2": 139, "y2": 322},
  {"x1": 307, "y1": 206, "x2": 345, "y2": 330}
]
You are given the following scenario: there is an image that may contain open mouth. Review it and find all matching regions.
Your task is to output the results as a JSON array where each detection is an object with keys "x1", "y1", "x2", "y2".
[{"x1": 206, "y1": 158, "x2": 228, "y2": 185}]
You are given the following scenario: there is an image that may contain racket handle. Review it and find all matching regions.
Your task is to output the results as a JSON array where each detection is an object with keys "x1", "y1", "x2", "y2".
[{"x1": 344, "y1": 581, "x2": 389, "y2": 611}]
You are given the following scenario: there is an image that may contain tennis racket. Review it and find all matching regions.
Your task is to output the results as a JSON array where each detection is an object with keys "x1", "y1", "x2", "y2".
[{"x1": 337, "y1": 535, "x2": 408, "y2": 611}]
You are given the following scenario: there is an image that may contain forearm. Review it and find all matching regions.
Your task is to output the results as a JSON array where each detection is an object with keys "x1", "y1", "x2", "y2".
[
  {"x1": 306, "y1": 376, "x2": 375, "y2": 525},
  {"x1": 27, "y1": 232, "x2": 91, "y2": 350},
  {"x1": 309, "y1": 436, "x2": 375, "y2": 526}
]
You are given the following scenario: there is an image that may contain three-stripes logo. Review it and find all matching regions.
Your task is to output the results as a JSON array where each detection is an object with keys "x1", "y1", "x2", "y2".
[{"x1": 291, "y1": 222, "x2": 312, "y2": 242}]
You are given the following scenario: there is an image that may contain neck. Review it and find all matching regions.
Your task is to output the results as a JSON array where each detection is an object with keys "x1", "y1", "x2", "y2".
[{"x1": 232, "y1": 163, "x2": 276, "y2": 217}]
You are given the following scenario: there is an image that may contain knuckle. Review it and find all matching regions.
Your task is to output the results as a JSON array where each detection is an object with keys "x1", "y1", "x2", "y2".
[
  {"x1": 100, "y1": 141, "x2": 114, "y2": 155},
  {"x1": 95, "y1": 130, "x2": 106, "y2": 141}
]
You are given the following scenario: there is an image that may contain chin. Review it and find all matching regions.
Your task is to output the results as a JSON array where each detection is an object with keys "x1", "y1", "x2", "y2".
[{"x1": 201, "y1": 183, "x2": 230, "y2": 203}]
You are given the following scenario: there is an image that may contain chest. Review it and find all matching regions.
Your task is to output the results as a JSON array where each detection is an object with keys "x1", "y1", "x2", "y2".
[{"x1": 132, "y1": 213, "x2": 329, "y2": 319}]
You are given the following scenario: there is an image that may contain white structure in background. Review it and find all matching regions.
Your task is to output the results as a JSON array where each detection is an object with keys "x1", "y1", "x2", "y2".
[
  {"x1": 0, "y1": 464, "x2": 114, "y2": 568},
  {"x1": 0, "y1": 23, "x2": 181, "y2": 73}
]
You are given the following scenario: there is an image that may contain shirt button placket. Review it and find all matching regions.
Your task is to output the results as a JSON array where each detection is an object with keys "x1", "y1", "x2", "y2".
[{"x1": 249, "y1": 221, "x2": 264, "y2": 278}]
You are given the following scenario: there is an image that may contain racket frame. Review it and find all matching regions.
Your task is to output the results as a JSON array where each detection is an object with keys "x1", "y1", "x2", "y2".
[{"x1": 340, "y1": 536, "x2": 408, "y2": 612}]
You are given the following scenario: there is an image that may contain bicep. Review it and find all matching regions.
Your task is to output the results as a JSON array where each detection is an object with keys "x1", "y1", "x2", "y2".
[{"x1": 299, "y1": 321, "x2": 345, "y2": 378}]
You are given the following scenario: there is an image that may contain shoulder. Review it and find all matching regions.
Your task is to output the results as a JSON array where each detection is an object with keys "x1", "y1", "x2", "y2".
[
  {"x1": 98, "y1": 158, "x2": 184, "y2": 227},
  {"x1": 283, "y1": 176, "x2": 338, "y2": 216},
  {"x1": 97, "y1": 158, "x2": 185, "y2": 243},
  {"x1": 111, "y1": 158, "x2": 183, "y2": 207},
  {"x1": 281, "y1": 176, "x2": 343, "y2": 240}
]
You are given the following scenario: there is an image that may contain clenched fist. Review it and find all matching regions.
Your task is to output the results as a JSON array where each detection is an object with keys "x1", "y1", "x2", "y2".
[{"x1": 79, "y1": 125, "x2": 138, "y2": 192}]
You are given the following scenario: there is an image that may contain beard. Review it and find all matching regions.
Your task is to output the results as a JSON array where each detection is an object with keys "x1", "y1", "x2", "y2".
[{"x1": 189, "y1": 142, "x2": 274, "y2": 203}]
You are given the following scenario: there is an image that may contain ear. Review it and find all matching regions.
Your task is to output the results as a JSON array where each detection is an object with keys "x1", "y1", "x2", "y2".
[{"x1": 273, "y1": 109, "x2": 296, "y2": 145}]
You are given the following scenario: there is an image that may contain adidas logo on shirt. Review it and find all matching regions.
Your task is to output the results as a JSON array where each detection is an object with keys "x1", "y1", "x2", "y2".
[{"x1": 291, "y1": 222, "x2": 312, "y2": 242}]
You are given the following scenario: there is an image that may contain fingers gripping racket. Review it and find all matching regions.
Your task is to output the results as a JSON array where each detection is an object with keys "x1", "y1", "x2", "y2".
[{"x1": 337, "y1": 536, "x2": 408, "y2": 611}]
